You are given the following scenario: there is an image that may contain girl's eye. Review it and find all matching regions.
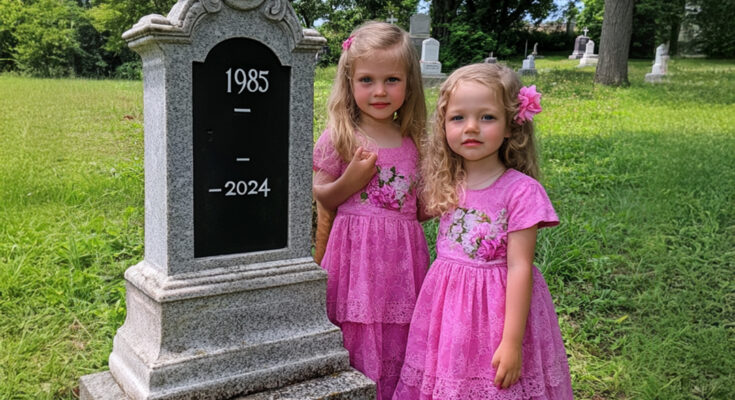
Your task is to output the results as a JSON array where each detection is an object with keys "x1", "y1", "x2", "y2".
[
  {"x1": 387, "y1": 77, "x2": 400, "y2": 83},
  {"x1": 358, "y1": 77, "x2": 372, "y2": 83},
  {"x1": 449, "y1": 115, "x2": 463, "y2": 121},
  {"x1": 481, "y1": 114, "x2": 495, "y2": 121}
]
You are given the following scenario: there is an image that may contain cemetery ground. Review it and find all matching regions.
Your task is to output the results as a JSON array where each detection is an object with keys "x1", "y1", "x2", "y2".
[{"x1": 1, "y1": 57, "x2": 734, "y2": 399}]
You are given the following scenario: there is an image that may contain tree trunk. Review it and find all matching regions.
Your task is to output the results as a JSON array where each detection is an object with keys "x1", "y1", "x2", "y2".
[{"x1": 594, "y1": 0, "x2": 634, "y2": 86}]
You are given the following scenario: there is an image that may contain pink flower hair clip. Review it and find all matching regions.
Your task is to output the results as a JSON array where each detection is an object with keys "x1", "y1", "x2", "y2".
[
  {"x1": 342, "y1": 36, "x2": 354, "y2": 51},
  {"x1": 515, "y1": 85, "x2": 542, "y2": 125}
]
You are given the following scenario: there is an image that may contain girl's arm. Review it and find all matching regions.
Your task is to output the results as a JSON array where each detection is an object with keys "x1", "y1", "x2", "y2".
[
  {"x1": 492, "y1": 226, "x2": 537, "y2": 389},
  {"x1": 313, "y1": 146, "x2": 377, "y2": 211}
]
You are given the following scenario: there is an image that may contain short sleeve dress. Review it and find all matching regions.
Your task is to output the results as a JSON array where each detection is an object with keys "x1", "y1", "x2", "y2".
[
  {"x1": 393, "y1": 169, "x2": 573, "y2": 400},
  {"x1": 313, "y1": 130, "x2": 430, "y2": 400}
]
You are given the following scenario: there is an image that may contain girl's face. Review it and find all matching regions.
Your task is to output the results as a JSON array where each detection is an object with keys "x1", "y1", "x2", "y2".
[
  {"x1": 351, "y1": 48, "x2": 407, "y2": 124},
  {"x1": 444, "y1": 81, "x2": 510, "y2": 163}
]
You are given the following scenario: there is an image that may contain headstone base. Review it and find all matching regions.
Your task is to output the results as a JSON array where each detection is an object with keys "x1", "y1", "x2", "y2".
[
  {"x1": 518, "y1": 69, "x2": 537, "y2": 76},
  {"x1": 568, "y1": 53, "x2": 583, "y2": 59},
  {"x1": 80, "y1": 369, "x2": 375, "y2": 400},
  {"x1": 79, "y1": 258, "x2": 375, "y2": 400},
  {"x1": 645, "y1": 73, "x2": 666, "y2": 83},
  {"x1": 577, "y1": 56, "x2": 598, "y2": 68},
  {"x1": 422, "y1": 74, "x2": 446, "y2": 87}
]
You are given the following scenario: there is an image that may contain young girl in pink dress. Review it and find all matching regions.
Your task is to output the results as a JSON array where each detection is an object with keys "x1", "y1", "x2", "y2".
[
  {"x1": 312, "y1": 21, "x2": 430, "y2": 399},
  {"x1": 393, "y1": 63, "x2": 573, "y2": 399}
]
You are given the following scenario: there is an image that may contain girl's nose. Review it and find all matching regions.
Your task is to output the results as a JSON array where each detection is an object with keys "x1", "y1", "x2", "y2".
[
  {"x1": 464, "y1": 118, "x2": 479, "y2": 133},
  {"x1": 374, "y1": 83, "x2": 386, "y2": 96}
]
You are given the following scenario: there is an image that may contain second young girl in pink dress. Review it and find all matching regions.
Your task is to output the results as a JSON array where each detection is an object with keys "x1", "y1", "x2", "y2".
[
  {"x1": 393, "y1": 63, "x2": 574, "y2": 399},
  {"x1": 312, "y1": 22, "x2": 429, "y2": 399}
]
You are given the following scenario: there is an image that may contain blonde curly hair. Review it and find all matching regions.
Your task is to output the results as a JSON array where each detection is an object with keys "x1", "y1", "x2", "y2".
[
  {"x1": 325, "y1": 21, "x2": 426, "y2": 162},
  {"x1": 422, "y1": 63, "x2": 540, "y2": 216}
]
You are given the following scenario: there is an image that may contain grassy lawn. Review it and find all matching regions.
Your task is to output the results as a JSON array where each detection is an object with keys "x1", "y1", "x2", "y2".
[{"x1": 1, "y1": 57, "x2": 734, "y2": 399}]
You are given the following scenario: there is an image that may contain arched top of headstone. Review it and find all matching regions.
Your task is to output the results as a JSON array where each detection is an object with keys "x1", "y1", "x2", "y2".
[{"x1": 122, "y1": 0, "x2": 322, "y2": 52}]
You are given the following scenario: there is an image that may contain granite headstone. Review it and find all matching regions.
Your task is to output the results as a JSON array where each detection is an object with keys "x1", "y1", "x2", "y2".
[{"x1": 78, "y1": 1, "x2": 375, "y2": 399}]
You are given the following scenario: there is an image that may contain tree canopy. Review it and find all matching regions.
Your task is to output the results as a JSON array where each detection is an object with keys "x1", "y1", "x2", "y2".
[{"x1": 0, "y1": 0, "x2": 731, "y2": 78}]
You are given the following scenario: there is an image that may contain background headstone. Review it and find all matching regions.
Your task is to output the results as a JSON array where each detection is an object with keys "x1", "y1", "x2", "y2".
[
  {"x1": 577, "y1": 39, "x2": 598, "y2": 68},
  {"x1": 519, "y1": 54, "x2": 537, "y2": 76},
  {"x1": 409, "y1": 13, "x2": 431, "y2": 57},
  {"x1": 645, "y1": 43, "x2": 668, "y2": 83},
  {"x1": 484, "y1": 51, "x2": 497, "y2": 64},
  {"x1": 569, "y1": 27, "x2": 590, "y2": 59},
  {"x1": 420, "y1": 37, "x2": 446, "y2": 86},
  {"x1": 78, "y1": 1, "x2": 375, "y2": 399}
]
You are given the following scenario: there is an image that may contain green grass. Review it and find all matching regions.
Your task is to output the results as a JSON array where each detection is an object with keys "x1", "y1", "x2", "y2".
[{"x1": 2, "y1": 57, "x2": 734, "y2": 399}]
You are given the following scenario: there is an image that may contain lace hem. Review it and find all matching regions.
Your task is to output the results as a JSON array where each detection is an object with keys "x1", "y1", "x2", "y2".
[
  {"x1": 399, "y1": 357, "x2": 570, "y2": 400},
  {"x1": 329, "y1": 300, "x2": 416, "y2": 323}
]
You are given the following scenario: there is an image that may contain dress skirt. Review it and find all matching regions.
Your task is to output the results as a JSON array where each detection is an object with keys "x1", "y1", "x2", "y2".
[
  {"x1": 322, "y1": 210, "x2": 429, "y2": 400},
  {"x1": 393, "y1": 256, "x2": 573, "y2": 400}
]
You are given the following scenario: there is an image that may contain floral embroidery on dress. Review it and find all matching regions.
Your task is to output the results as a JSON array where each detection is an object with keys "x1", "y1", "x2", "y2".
[
  {"x1": 360, "y1": 166, "x2": 413, "y2": 210},
  {"x1": 445, "y1": 207, "x2": 508, "y2": 261}
]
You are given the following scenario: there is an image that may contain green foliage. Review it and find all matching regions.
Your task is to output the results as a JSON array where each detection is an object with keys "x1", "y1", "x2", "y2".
[
  {"x1": 687, "y1": 0, "x2": 735, "y2": 57},
  {"x1": 315, "y1": 0, "x2": 419, "y2": 66},
  {"x1": 290, "y1": 0, "x2": 331, "y2": 28},
  {"x1": 578, "y1": 0, "x2": 732, "y2": 58},
  {"x1": 86, "y1": 0, "x2": 176, "y2": 60},
  {"x1": 0, "y1": 0, "x2": 22, "y2": 72},
  {"x1": 438, "y1": 22, "x2": 497, "y2": 70},
  {"x1": 13, "y1": 0, "x2": 83, "y2": 77},
  {"x1": 431, "y1": 0, "x2": 556, "y2": 69}
]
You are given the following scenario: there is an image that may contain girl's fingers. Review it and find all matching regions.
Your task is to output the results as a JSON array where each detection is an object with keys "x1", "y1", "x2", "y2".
[{"x1": 494, "y1": 367, "x2": 505, "y2": 387}]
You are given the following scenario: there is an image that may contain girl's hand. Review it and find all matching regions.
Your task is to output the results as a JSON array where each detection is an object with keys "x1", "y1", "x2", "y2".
[
  {"x1": 491, "y1": 340, "x2": 522, "y2": 389},
  {"x1": 343, "y1": 146, "x2": 377, "y2": 189}
]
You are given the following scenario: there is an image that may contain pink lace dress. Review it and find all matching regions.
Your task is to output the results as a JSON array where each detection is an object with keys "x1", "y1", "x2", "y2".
[
  {"x1": 313, "y1": 131, "x2": 430, "y2": 400},
  {"x1": 393, "y1": 169, "x2": 573, "y2": 400}
]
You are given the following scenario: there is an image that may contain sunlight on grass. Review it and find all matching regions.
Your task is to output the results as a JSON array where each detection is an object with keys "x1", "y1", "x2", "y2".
[{"x1": 2, "y1": 58, "x2": 734, "y2": 399}]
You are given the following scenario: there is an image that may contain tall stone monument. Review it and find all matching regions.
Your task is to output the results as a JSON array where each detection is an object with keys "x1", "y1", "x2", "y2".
[{"x1": 78, "y1": 0, "x2": 375, "y2": 399}]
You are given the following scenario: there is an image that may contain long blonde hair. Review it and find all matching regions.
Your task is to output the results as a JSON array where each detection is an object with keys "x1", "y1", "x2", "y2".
[
  {"x1": 326, "y1": 21, "x2": 426, "y2": 161},
  {"x1": 422, "y1": 63, "x2": 540, "y2": 216}
]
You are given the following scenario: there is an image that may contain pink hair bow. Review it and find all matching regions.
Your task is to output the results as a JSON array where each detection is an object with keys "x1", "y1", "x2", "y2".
[
  {"x1": 342, "y1": 36, "x2": 354, "y2": 51},
  {"x1": 515, "y1": 85, "x2": 542, "y2": 124}
]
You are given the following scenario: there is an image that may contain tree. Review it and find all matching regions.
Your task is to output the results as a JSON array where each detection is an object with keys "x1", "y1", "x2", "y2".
[
  {"x1": 315, "y1": 0, "x2": 419, "y2": 65},
  {"x1": 687, "y1": 0, "x2": 735, "y2": 57},
  {"x1": 0, "y1": 0, "x2": 22, "y2": 72},
  {"x1": 87, "y1": 0, "x2": 177, "y2": 68},
  {"x1": 290, "y1": 0, "x2": 331, "y2": 28},
  {"x1": 580, "y1": 0, "x2": 687, "y2": 58},
  {"x1": 430, "y1": 0, "x2": 556, "y2": 69},
  {"x1": 594, "y1": 0, "x2": 634, "y2": 86},
  {"x1": 13, "y1": 0, "x2": 85, "y2": 77}
]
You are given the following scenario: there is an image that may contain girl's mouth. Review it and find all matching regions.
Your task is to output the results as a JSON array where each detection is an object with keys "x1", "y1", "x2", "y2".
[
  {"x1": 371, "y1": 103, "x2": 390, "y2": 109},
  {"x1": 462, "y1": 139, "x2": 482, "y2": 146}
]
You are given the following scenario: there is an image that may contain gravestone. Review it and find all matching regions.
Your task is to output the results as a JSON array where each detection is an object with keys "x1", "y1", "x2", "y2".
[
  {"x1": 645, "y1": 43, "x2": 668, "y2": 83},
  {"x1": 568, "y1": 27, "x2": 590, "y2": 59},
  {"x1": 78, "y1": 0, "x2": 375, "y2": 399},
  {"x1": 531, "y1": 42, "x2": 544, "y2": 59},
  {"x1": 409, "y1": 13, "x2": 431, "y2": 57},
  {"x1": 577, "y1": 40, "x2": 598, "y2": 68},
  {"x1": 420, "y1": 38, "x2": 446, "y2": 86},
  {"x1": 484, "y1": 51, "x2": 497, "y2": 64},
  {"x1": 518, "y1": 54, "x2": 537, "y2": 76}
]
